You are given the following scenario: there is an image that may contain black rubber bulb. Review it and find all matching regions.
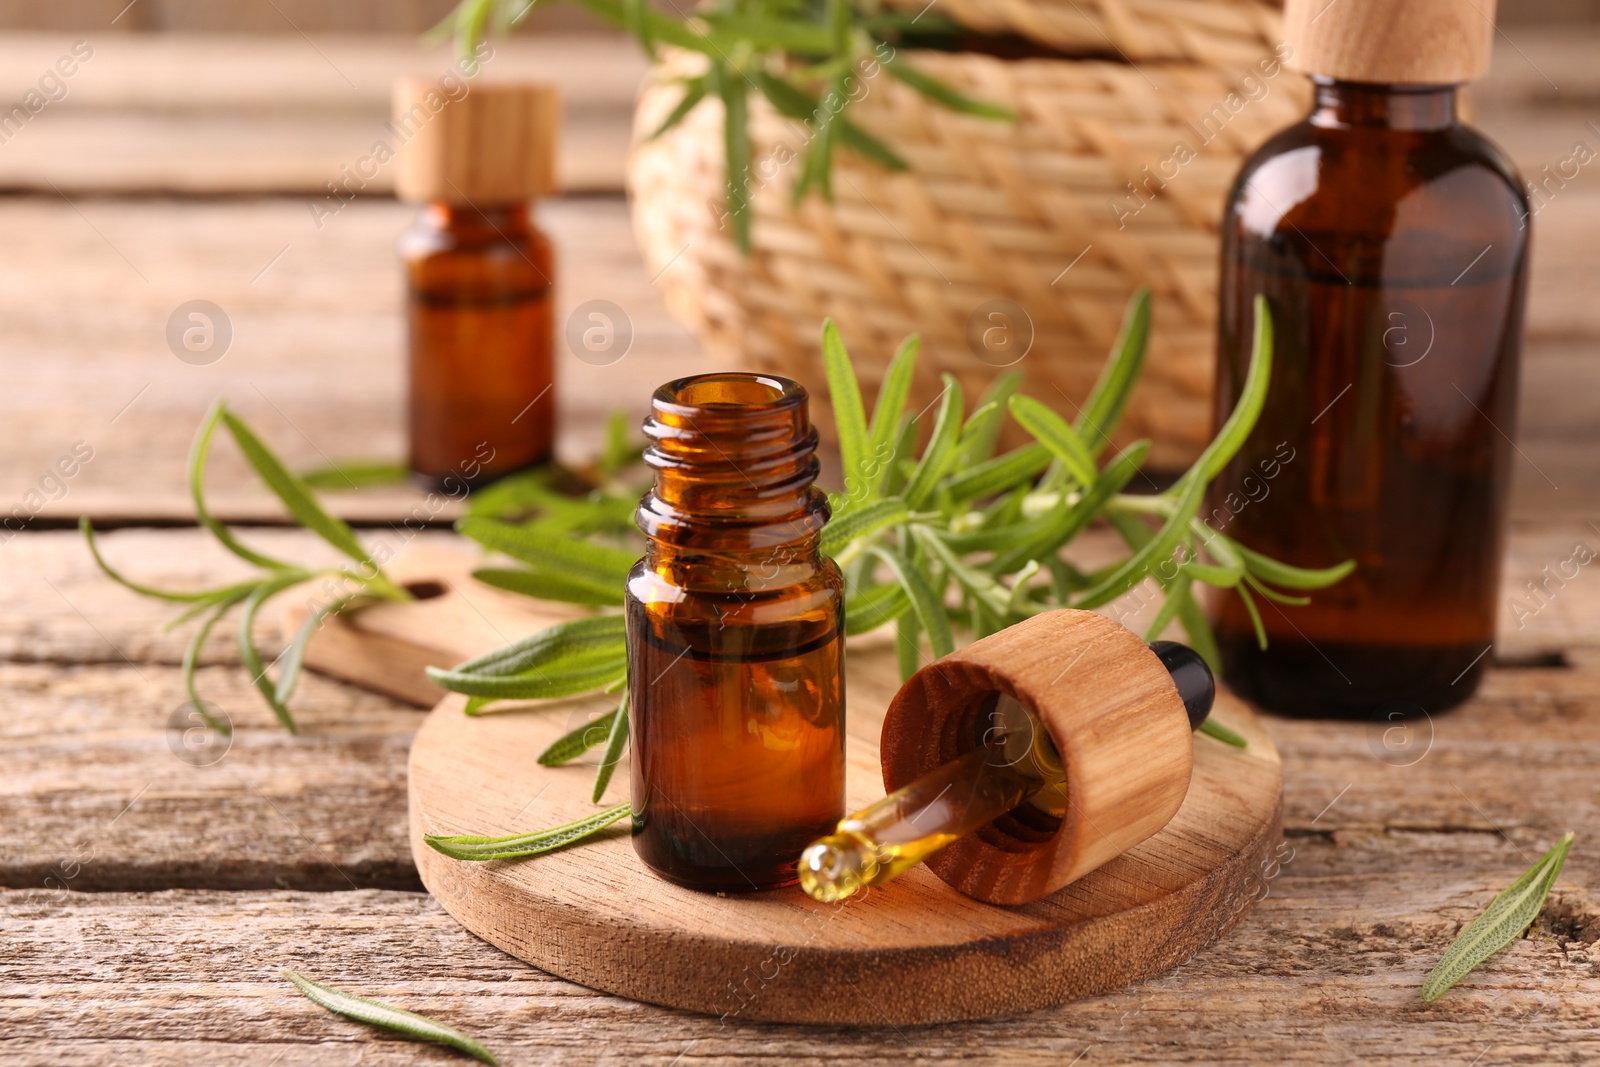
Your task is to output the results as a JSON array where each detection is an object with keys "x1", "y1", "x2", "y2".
[{"x1": 1149, "y1": 640, "x2": 1216, "y2": 731}]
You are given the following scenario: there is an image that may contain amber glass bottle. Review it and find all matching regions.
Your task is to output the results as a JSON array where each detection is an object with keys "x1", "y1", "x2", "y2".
[
  {"x1": 393, "y1": 79, "x2": 560, "y2": 489},
  {"x1": 626, "y1": 373, "x2": 846, "y2": 892},
  {"x1": 399, "y1": 203, "x2": 554, "y2": 486},
  {"x1": 1208, "y1": 0, "x2": 1529, "y2": 717}
]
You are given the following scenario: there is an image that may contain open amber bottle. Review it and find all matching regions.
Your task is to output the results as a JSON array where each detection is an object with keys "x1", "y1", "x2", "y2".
[
  {"x1": 393, "y1": 79, "x2": 560, "y2": 489},
  {"x1": 1208, "y1": 0, "x2": 1529, "y2": 717},
  {"x1": 626, "y1": 373, "x2": 845, "y2": 892}
]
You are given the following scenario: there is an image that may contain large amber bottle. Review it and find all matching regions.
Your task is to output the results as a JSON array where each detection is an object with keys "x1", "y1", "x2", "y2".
[
  {"x1": 626, "y1": 374, "x2": 846, "y2": 892},
  {"x1": 1208, "y1": 0, "x2": 1530, "y2": 717},
  {"x1": 393, "y1": 79, "x2": 560, "y2": 489}
]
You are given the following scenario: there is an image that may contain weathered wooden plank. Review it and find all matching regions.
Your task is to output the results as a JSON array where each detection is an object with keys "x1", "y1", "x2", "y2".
[
  {"x1": 1, "y1": 880, "x2": 1595, "y2": 1063},
  {"x1": 0, "y1": 661, "x2": 422, "y2": 892},
  {"x1": 0, "y1": 33, "x2": 641, "y2": 193},
  {"x1": 0, "y1": 196, "x2": 712, "y2": 526},
  {"x1": 0, "y1": 3, "x2": 608, "y2": 34}
]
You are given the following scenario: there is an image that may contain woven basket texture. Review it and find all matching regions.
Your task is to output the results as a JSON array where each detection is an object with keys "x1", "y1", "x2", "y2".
[{"x1": 628, "y1": 12, "x2": 1304, "y2": 468}]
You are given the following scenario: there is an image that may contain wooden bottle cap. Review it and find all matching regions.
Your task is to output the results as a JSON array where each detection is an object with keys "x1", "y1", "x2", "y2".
[
  {"x1": 880, "y1": 609, "x2": 1193, "y2": 905},
  {"x1": 392, "y1": 78, "x2": 560, "y2": 204},
  {"x1": 1285, "y1": 0, "x2": 1496, "y2": 84}
]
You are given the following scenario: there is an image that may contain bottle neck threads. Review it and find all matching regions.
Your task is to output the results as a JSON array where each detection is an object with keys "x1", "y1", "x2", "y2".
[{"x1": 638, "y1": 373, "x2": 829, "y2": 556}]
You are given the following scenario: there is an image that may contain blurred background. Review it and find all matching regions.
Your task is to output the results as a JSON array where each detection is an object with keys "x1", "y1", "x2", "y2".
[{"x1": 1, "y1": 0, "x2": 1593, "y2": 530}]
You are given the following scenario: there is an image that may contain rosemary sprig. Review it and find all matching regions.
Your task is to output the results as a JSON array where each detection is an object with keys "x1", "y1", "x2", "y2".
[
  {"x1": 1422, "y1": 832, "x2": 1576, "y2": 1002},
  {"x1": 283, "y1": 970, "x2": 498, "y2": 1064},
  {"x1": 430, "y1": 292, "x2": 1351, "y2": 800},
  {"x1": 425, "y1": 802, "x2": 633, "y2": 861},
  {"x1": 82, "y1": 400, "x2": 410, "y2": 732},
  {"x1": 436, "y1": 0, "x2": 1013, "y2": 252}
]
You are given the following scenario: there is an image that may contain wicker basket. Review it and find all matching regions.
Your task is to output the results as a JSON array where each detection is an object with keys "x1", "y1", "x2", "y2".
[{"x1": 627, "y1": 1, "x2": 1305, "y2": 469}]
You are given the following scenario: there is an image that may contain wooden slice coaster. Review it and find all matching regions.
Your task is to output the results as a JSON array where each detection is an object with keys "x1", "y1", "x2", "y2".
[{"x1": 290, "y1": 544, "x2": 1284, "y2": 1024}]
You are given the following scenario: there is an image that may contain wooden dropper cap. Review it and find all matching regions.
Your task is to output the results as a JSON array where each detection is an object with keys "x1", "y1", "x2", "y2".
[
  {"x1": 392, "y1": 78, "x2": 560, "y2": 205},
  {"x1": 1284, "y1": 0, "x2": 1497, "y2": 84},
  {"x1": 879, "y1": 610, "x2": 1194, "y2": 905}
]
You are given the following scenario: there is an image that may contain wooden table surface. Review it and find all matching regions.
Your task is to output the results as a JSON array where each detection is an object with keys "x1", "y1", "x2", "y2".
[{"x1": 5, "y1": 27, "x2": 1600, "y2": 1066}]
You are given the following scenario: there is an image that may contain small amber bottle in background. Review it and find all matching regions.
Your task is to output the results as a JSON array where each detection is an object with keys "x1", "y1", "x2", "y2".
[
  {"x1": 1208, "y1": 0, "x2": 1530, "y2": 718},
  {"x1": 626, "y1": 374, "x2": 846, "y2": 892},
  {"x1": 393, "y1": 79, "x2": 560, "y2": 489}
]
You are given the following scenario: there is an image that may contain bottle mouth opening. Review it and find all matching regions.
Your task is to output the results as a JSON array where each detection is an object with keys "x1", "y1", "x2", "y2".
[{"x1": 655, "y1": 373, "x2": 807, "y2": 414}]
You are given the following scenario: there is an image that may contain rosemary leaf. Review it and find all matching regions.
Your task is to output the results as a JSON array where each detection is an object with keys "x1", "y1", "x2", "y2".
[
  {"x1": 190, "y1": 402, "x2": 295, "y2": 571},
  {"x1": 182, "y1": 588, "x2": 254, "y2": 733},
  {"x1": 623, "y1": 0, "x2": 654, "y2": 59},
  {"x1": 472, "y1": 565, "x2": 626, "y2": 607},
  {"x1": 238, "y1": 572, "x2": 309, "y2": 733},
  {"x1": 872, "y1": 543, "x2": 952, "y2": 659},
  {"x1": 1198, "y1": 718, "x2": 1248, "y2": 748},
  {"x1": 901, "y1": 375, "x2": 964, "y2": 510},
  {"x1": 1235, "y1": 581, "x2": 1268, "y2": 650},
  {"x1": 1076, "y1": 288, "x2": 1151, "y2": 454},
  {"x1": 562, "y1": 0, "x2": 708, "y2": 53},
  {"x1": 986, "y1": 440, "x2": 1148, "y2": 575},
  {"x1": 882, "y1": 414, "x2": 918, "y2": 497},
  {"x1": 1187, "y1": 294, "x2": 1273, "y2": 486},
  {"x1": 439, "y1": 657, "x2": 629, "y2": 704},
  {"x1": 703, "y1": 11, "x2": 837, "y2": 54},
  {"x1": 955, "y1": 369, "x2": 1023, "y2": 466},
  {"x1": 944, "y1": 442, "x2": 1050, "y2": 503},
  {"x1": 844, "y1": 580, "x2": 910, "y2": 635},
  {"x1": 820, "y1": 497, "x2": 910, "y2": 556},
  {"x1": 455, "y1": 0, "x2": 492, "y2": 70},
  {"x1": 1173, "y1": 583, "x2": 1223, "y2": 674},
  {"x1": 648, "y1": 74, "x2": 709, "y2": 141},
  {"x1": 425, "y1": 802, "x2": 633, "y2": 861},
  {"x1": 1422, "y1": 833, "x2": 1575, "y2": 1002},
  {"x1": 164, "y1": 581, "x2": 269, "y2": 629},
  {"x1": 276, "y1": 593, "x2": 358, "y2": 707},
  {"x1": 82, "y1": 517, "x2": 258, "y2": 604},
  {"x1": 297, "y1": 461, "x2": 409, "y2": 490},
  {"x1": 1008, "y1": 395, "x2": 1098, "y2": 489},
  {"x1": 1141, "y1": 571, "x2": 1192, "y2": 643},
  {"x1": 883, "y1": 54, "x2": 1015, "y2": 121},
  {"x1": 538, "y1": 706, "x2": 619, "y2": 766},
  {"x1": 1076, "y1": 475, "x2": 1207, "y2": 610},
  {"x1": 895, "y1": 609, "x2": 921, "y2": 680},
  {"x1": 837, "y1": 118, "x2": 910, "y2": 170},
  {"x1": 283, "y1": 970, "x2": 498, "y2": 1065},
  {"x1": 1242, "y1": 571, "x2": 1311, "y2": 606},
  {"x1": 221, "y1": 410, "x2": 406, "y2": 601},
  {"x1": 863, "y1": 334, "x2": 920, "y2": 494},
  {"x1": 457, "y1": 515, "x2": 636, "y2": 586},
  {"x1": 437, "y1": 615, "x2": 627, "y2": 679},
  {"x1": 821, "y1": 318, "x2": 871, "y2": 506},
  {"x1": 1235, "y1": 541, "x2": 1356, "y2": 591},
  {"x1": 591, "y1": 692, "x2": 630, "y2": 802},
  {"x1": 714, "y1": 61, "x2": 753, "y2": 255}
]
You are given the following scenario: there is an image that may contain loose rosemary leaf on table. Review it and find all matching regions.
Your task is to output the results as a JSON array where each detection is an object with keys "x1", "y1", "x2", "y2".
[
  {"x1": 283, "y1": 970, "x2": 498, "y2": 1064},
  {"x1": 82, "y1": 400, "x2": 410, "y2": 731},
  {"x1": 1422, "y1": 832, "x2": 1576, "y2": 1002}
]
